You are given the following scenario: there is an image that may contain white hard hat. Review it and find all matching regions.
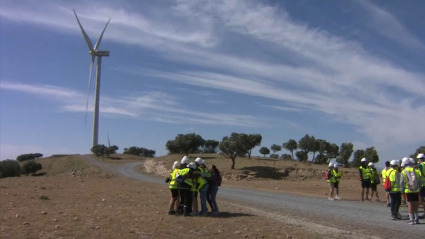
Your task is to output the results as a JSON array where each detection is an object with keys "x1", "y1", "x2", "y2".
[
  {"x1": 368, "y1": 162, "x2": 374, "y2": 167},
  {"x1": 188, "y1": 162, "x2": 197, "y2": 170},
  {"x1": 417, "y1": 153, "x2": 425, "y2": 159},
  {"x1": 334, "y1": 163, "x2": 338, "y2": 168},
  {"x1": 181, "y1": 156, "x2": 189, "y2": 164},
  {"x1": 173, "y1": 161, "x2": 180, "y2": 167},
  {"x1": 361, "y1": 158, "x2": 367, "y2": 162},
  {"x1": 401, "y1": 157, "x2": 410, "y2": 166},
  {"x1": 201, "y1": 159, "x2": 207, "y2": 165},
  {"x1": 401, "y1": 162, "x2": 405, "y2": 167},
  {"x1": 328, "y1": 163, "x2": 334, "y2": 167},
  {"x1": 396, "y1": 159, "x2": 400, "y2": 165},
  {"x1": 390, "y1": 160, "x2": 398, "y2": 166},
  {"x1": 409, "y1": 158, "x2": 416, "y2": 165},
  {"x1": 194, "y1": 157, "x2": 203, "y2": 164}
]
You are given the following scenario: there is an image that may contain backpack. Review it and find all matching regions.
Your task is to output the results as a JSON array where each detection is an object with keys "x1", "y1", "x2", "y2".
[
  {"x1": 216, "y1": 174, "x2": 222, "y2": 186},
  {"x1": 384, "y1": 173, "x2": 392, "y2": 191},
  {"x1": 404, "y1": 170, "x2": 419, "y2": 191},
  {"x1": 325, "y1": 170, "x2": 331, "y2": 180}
]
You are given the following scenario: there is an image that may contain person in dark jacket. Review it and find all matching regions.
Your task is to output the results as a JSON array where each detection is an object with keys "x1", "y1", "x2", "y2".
[{"x1": 207, "y1": 165, "x2": 220, "y2": 216}]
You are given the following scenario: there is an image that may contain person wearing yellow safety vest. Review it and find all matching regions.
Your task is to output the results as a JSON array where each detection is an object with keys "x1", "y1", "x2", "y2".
[
  {"x1": 416, "y1": 153, "x2": 425, "y2": 218},
  {"x1": 400, "y1": 157, "x2": 422, "y2": 225},
  {"x1": 368, "y1": 162, "x2": 381, "y2": 202},
  {"x1": 189, "y1": 158, "x2": 203, "y2": 216},
  {"x1": 177, "y1": 162, "x2": 197, "y2": 216},
  {"x1": 381, "y1": 161, "x2": 391, "y2": 207},
  {"x1": 167, "y1": 161, "x2": 180, "y2": 215},
  {"x1": 326, "y1": 163, "x2": 336, "y2": 201},
  {"x1": 196, "y1": 159, "x2": 210, "y2": 216},
  {"x1": 333, "y1": 164, "x2": 342, "y2": 200},
  {"x1": 386, "y1": 160, "x2": 402, "y2": 220},
  {"x1": 177, "y1": 156, "x2": 190, "y2": 213},
  {"x1": 359, "y1": 158, "x2": 371, "y2": 202}
]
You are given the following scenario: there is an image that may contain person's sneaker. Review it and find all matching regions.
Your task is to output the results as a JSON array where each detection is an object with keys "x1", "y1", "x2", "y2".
[
  {"x1": 397, "y1": 213, "x2": 402, "y2": 219},
  {"x1": 189, "y1": 211, "x2": 198, "y2": 216},
  {"x1": 391, "y1": 215, "x2": 397, "y2": 220},
  {"x1": 386, "y1": 203, "x2": 391, "y2": 207},
  {"x1": 328, "y1": 197, "x2": 334, "y2": 201},
  {"x1": 408, "y1": 220, "x2": 416, "y2": 225},
  {"x1": 335, "y1": 196, "x2": 340, "y2": 200},
  {"x1": 375, "y1": 199, "x2": 380, "y2": 202},
  {"x1": 415, "y1": 219, "x2": 420, "y2": 224}
]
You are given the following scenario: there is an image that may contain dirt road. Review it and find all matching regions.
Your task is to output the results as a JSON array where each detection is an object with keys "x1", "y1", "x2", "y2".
[{"x1": 82, "y1": 155, "x2": 424, "y2": 238}]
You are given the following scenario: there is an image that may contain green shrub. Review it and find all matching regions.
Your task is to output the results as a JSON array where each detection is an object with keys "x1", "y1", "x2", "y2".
[
  {"x1": 21, "y1": 160, "x2": 42, "y2": 176},
  {"x1": 0, "y1": 160, "x2": 21, "y2": 178},
  {"x1": 39, "y1": 195, "x2": 49, "y2": 200}
]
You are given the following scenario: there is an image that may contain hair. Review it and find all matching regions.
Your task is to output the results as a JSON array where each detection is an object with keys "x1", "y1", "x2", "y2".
[
  {"x1": 211, "y1": 165, "x2": 220, "y2": 175},
  {"x1": 385, "y1": 161, "x2": 390, "y2": 167}
]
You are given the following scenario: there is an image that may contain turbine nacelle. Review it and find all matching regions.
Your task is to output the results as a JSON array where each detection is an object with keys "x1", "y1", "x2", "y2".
[{"x1": 90, "y1": 50, "x2": 110, "y2": 57}]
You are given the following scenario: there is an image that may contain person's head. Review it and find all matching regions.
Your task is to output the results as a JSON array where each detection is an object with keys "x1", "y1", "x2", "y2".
[
  {"x1": 172, "y1": 161, "x2": 180, "y2": 170},
  {"x1": 200, "y1": 159, "x2": 207, "y2": 168},
  {"x1": 385, "y1": 161, "x2": 390, "y2": 167},
  {"x1": 334, "y1": 163, "x2": 339, "y2": 170},
  {"x1": 361, "y1": 158, "x2": 367, "y2": 165},
  {"x1": 390, "y1": 160, "x2": 399, "y2": 170},
  {"x1": 181, "y1": 156, "x2": 189, "y2": 165},
  {"x1": 328, "y1": 163, "x2": 334, "y2": 169},
  {"x1": 210, "y1": 165, "x2": 220, "y2": 174},
  {"x1": 409, "y1": 158, "x2": 416, "y2": 166},
  {"x1": 194, "y1": 157, "x2": 203, "y2": 166},
  {"x1": 188, "y1": 162, "x2": 197, "y2": 170},
  {"x1": 417, "y1": 153, "x2": 425, "y2": 163},
  {"x1": 401, "y1": 157, "x2": 411, "y2": 167},
  {"x1": 368, "y1": 162, "x2": 374, "y2": 168}
]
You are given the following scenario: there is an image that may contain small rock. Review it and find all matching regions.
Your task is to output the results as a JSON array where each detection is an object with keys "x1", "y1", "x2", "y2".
[
  {"x1": 160, "y1": 217, "x2": 163, "y2": 220},
  {"x1": 244, "y1": 235, "x2": 248, "y2": 238},
  {"x1": 15, "y1": 214, "x2": 19, "y2": 218},
  {"x1": 53, "y1": 219, "x2": 57, "y2": 222},
  {"x1": 156, "y1": 211, "x2": 159, "y2": 214},
  {"x1": 235, "y1": 231, "x2": 241, "y2": 234},
  {"x1": 275, "y1": 187, "x2": 279, "y2": 190},
  {"x1": 55, "y1": 225, "x2": 61, "y2": 229},
  {"x1": 74, "y1": 217, "x2": 78, "y2": 220},
  {"x1": 23, "y1": 222, "x2": 29, "y2": 225},
  {"x1": 41, "y1": 211, "x2": 47, "y2": 215},
  {"x1": 287, "y1": 235, "x2": 293, "y2": 239},
  {"x1": 96, "y1": 226, "x2": 100, "y2": 229},
  {"x1": 102, "y1": 199, "x2": 105, "y2": 202}
]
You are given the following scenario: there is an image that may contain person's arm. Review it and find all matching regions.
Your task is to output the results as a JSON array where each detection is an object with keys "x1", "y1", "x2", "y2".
[
  {"x1": 359, "y1": 168, "x2": 363, "y2": 181},
  {"x1": 399, "y1": 171, "x2": 404, "y2": 193}
]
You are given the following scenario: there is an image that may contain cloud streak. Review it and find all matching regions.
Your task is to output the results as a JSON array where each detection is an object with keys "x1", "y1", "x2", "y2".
[{"x1": 1, "y1": 0, "x2": 425, "y2": 150}]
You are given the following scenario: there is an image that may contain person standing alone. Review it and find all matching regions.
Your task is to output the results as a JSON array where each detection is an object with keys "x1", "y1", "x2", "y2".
[
  {"x1": 359, "y1": 158, "x2": 371, "y2": 202},
  {"x1": 326, "y1": 163, "x2": 336, "y2": 200},
  {"x1": 333, "y1": 164, "x2": 342, "y2": 200}
]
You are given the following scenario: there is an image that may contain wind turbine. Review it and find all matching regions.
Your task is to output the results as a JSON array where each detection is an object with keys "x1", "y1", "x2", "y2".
[{"x1": 73, "y1": 9, "x2": 111, "y2": 147}]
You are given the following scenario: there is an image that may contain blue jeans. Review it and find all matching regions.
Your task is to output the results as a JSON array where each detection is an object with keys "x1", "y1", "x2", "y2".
[
  {"x1": 199, "y1": 184, "x2": 209, "y2": 214},
  {"x1": 207, "y1": 185, "x2": 219, "y2": 212}
]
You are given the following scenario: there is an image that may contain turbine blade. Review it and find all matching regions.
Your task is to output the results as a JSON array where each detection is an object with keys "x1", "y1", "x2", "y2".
[
  {"x1": 94, "y1": 18, "x2": 111, "y2": 50},
  {"x1": 73, "y1": 9, "x2": 94, "y2": 51},
  {"x1": 85, "y1": 55, "x2": 95, "y2": 126}
]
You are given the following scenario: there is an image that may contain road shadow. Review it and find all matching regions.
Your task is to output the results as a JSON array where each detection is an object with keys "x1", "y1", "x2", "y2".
[
  {"x1": 107, "y1": 156, "x2": 122, "y2": 160},
  {"x1": 32, "y1": 172, "x2": 47, "y2": 177},
  {"x1": 214, "y1": 212, "x2": 254, "y2": 218},
  {"x1": 240, "y1": 166, "x2": 288, "y2": 179}
]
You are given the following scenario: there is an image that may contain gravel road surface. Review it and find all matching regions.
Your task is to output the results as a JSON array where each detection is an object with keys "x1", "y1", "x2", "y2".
[{"x1": 82, "y1": 156, "x2": 424, "y2": 238}]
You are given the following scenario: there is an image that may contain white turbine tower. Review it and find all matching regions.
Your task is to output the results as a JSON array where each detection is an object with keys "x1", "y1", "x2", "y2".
[{"x1": 73, "y1": 10, "x2": 111, "y2": 147}]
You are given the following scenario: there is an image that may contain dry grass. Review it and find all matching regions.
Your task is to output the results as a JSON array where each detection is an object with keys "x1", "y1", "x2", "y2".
[{"x1": 0, "y1": 155, "x2": 325, "y2": 239}]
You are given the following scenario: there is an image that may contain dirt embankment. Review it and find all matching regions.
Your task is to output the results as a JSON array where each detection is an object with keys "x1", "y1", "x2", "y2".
[{"x1": 142, "y1": 159, "x2": 358, "y2": 182}]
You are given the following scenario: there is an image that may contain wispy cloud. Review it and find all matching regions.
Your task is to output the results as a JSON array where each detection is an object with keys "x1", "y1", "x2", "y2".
[
  {"x1": 0, "y1": 81, "x2": 265, "y2": 127},
  {"x1": 1, "y1": 0, "x2": 425, "y2": 150},
  {"x1": 355, "y1": 0, "x2": 425, "y2": 49}
]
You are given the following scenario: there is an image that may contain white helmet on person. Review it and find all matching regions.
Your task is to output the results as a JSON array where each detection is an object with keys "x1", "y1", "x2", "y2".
[
  {"x1": 181, "y1": 156, "x2": 189, "y2": 164},
  {"x1": 361, "y1": 158, "x2": 367, "y2": 162},
  {"x1": 172, "y1": 161, "x2": 180, "y2": 169},
  {"x1": 188, "y1": 162, "x2": 197, "y2": 170},
  {"x1": 409, "y1": 158, "x2": 416, "y2": 165},
  {"x1": 201, "y1": 159, "x2": 207, "y2": 165},
  {"x1": 328, "y1": 163, "x2": 334, "y2": 167},
  {"x1": 194, "y1": 157, "x2": 203, "y2": 164},
  {"x1": 334, "y1": 163, "x2": 338, "y2": 168},
  {"x1": 390, "y1": 160, "x2": 398, "y2": 166},
  {"x1": 368, "y1": 162, "x2": 374, "y2": 167},
  {"x1": 401, "y1": 157, "x2": 410, "y2": 166},
  {"x1": 417, "y1": 153, "x2": 425, "y2": 160}
]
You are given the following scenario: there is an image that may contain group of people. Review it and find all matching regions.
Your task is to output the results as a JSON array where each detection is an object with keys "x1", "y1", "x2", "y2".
[
  {"x1": 166, "y1": 156, "x2": 221, "y2": 217},
  {"x1": 327, "y1": 154, "x2": 425, "y2": 225}
]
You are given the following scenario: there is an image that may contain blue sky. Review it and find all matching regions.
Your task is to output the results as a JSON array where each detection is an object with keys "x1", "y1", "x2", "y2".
[{"x1": 1, "y1": 0, "x2": 424, "y2": 167}]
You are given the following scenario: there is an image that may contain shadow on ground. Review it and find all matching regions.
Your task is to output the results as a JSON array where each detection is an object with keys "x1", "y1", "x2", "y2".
[
  {"x1": 32, "y1": 172, "x2": 47, "y2": 177},
  {"x1": 216, "y1": 212, "x2": 254, "y2": 218},
  {"x1": 107, "y1": 156, "x2": 122, "y2": 160},
  {"x1": 240, "y1": 166, "x2": 288, "y2": 179}
]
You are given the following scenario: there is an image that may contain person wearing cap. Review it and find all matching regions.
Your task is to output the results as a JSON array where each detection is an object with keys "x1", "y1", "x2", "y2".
[
  {"x1": 177, "y1": 156, "x2": 190, "y2": 213},
  {"x1": 167, "y1": 161, "x2": 180, "y2": 215},
  {"x1": 333, "y1": 164, "x2": 342, "y2": 200},
  {"x1": 400, "y1": 157, "x2": 422, "y2": 225},
  {"x1": 189, "y1": 157, "x2": 203, "y2": 216},
  {"x1": 386, "y1": 160, "x2": 402, "y2": 220},
  {"x1": 326, "y1": 163, "x2": 336, "y2": 200},
  {"x1": 382, "y1": 161, "x2": 391, "y2": 207},
  {"x1": 359, "y1": 158, "x2": 372, "y2": 202},
  {"x1": 196, "y1": 159, "x2": 210, "y2": 216},
  {"x1": 416, "y1": 153, "x2": 425, "y2": 218},
  {"x1": 368, "y1": 162, "x2": 381, "y2": 202}
]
